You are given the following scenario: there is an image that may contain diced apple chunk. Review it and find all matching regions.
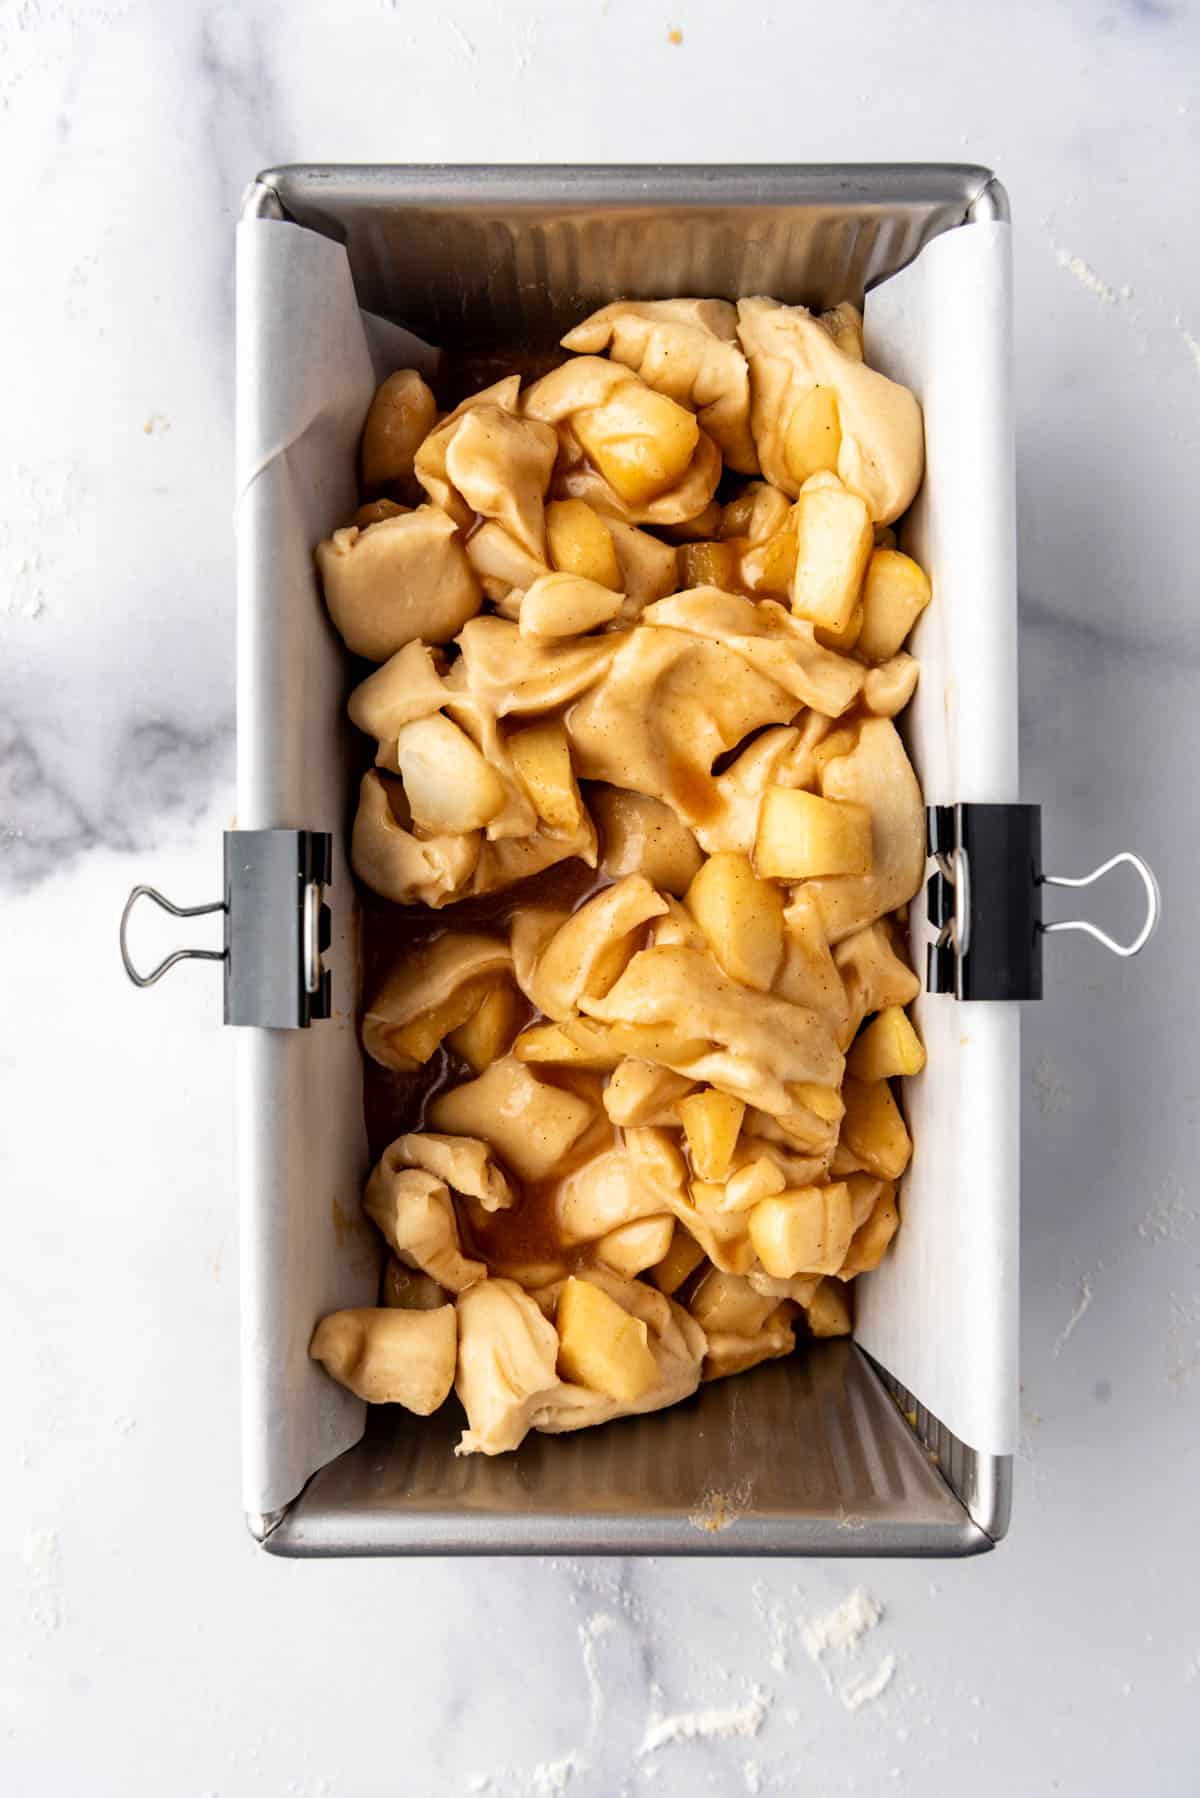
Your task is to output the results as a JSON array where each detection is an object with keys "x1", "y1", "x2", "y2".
[
  {"x1": 677, "y1": 1089, "x2": 746, "y2": 1183},
  {"x1": 809, "y1": 725, "x2": 860, "y2": 783},
  {"x1": 593, "y1": 786, "x2": 704, "y2": 898},
  {"x1": 661, "y1": 501, "x2": 724, "y2": 543},
  {"x1": 556, "y1": 1275, "x2": 658, "y2": 1401},
  {"x1": 599, "y1": 1020, "x2": 711, "y2": 1064},
  {"x1": 720, "y1": 482, "x2": 792, "y2": 545},
  {"x1": 678, "y1": 541, "x2": 742, "y2": 592},
  {"x1": 845, "y1": 1172, "x2": 885, "y2": 1229},
  {"x1": 804, "y1": 1278, "x2": 853, "y2": 1338},
  {"x1": 784, "y1": 384, "x2": 842, "y2": 487},
  {"x1": 739, "y1": 518, "x2": 797, "y2": 595},
  {"x1": 685, "y1": 852, "x2": 785, "y2": 991},
  {"x1": 519, "y1": 572, "x2": 623, "y2": 639},
  {"x1": 755, "y1": 788, "x2": 873, "y2": 881},
  {"x1": 839, "y1": 1185, "x2": 900, "y2": 1278},
  {"x1": 788, "y1": 1082, "x2": 845, "y2": 1124},
  {"x1": 687, "y1": 1268, "x2": 778, "y2": 1335},
  {"x1": 835, "y1": 921, "x2": 922, "y2": 1044},
  {"x1": 382, "y1": 1260, "x2": 450, "y2": 1311},
  {"x1": 814, "y1": 601, "x2": 863, "y2": 654},
  {"x1": 723, "y1": 1156, "x2": 787, "y2": 1210},
  {"x1": 545, "y1": 498, "x2": 622, "y2": 590},
  {"x1": 574, "y1": 386, "x2": 700, "y2": 507},
  {"x1": 355, "y1": 498, "x2": 408, "y2": 527},
  {"x1": 446, "y1": 983, "x2": 522, "y2": 1073},
  {"x1": 856, "y1": 548, "x2": 932, "y2": 663},
  {"x1": 387, "y1": 976, "x2": 501, "y2": 1067},
  {"x1": 702, "y1": 1306, "x2": 796, "y2": 1381},
  {"x1": 838, "y1": 1078, "x2": 913, "y2": 1180},
  {"x1": 514, "y1": 1021, "x2": 622, "y2": 1069},
  {"x1": 532, "y1": 876, "x2": 667, "y2": 1020},
  {"x1": 648, "y1": 1227, "x2": 707, "y2": 1295},
  {"x1": 689, "y1": 1180, "x2": 726, "y2": 1213},
  {"x1": 593, "y1": 1215, "x2": 675, "y2": 1278},
  {"x1": 846, "y1": 1006, "x2": 927, "y2": 1081},
  {"x1": 789, "y1": 483, "x2": 873, "y2": 633},
  {"x1": 508, "y1": 718, "x2": 584, "y2": 834},
  {"x1": 603, "y1": 1059, "x2": 697, "y2": 1127},
  {"x1": 748, "y1": 1183, "x2": 854, "y2": 1277},
  {"x1": 394, "y1": 713, "x2": 506, "y2": 834},
  {"x1": 560, "y1": 1018, "x2": 632, "y2": 1067}
]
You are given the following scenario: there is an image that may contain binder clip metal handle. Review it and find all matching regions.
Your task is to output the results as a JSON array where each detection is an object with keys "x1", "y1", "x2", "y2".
[
  {"x1": 119, "y1": 887, "x2": 226, "y2": 988},
  {"x1": 1041, "y1": 851, "x2": 1160, "y2": 959}
]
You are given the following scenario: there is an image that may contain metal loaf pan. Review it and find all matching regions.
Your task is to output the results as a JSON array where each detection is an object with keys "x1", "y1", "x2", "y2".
[{"x1": 222, "y1": 164, "x2": 1031, "y2": 1557}]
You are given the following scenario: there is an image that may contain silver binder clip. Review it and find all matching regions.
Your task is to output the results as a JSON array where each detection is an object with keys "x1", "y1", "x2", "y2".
[
  {"x1": 925, "y1": 806, "x2": 1160, "y2": 1000},
  {"x1": 119, "y1": 830, "x2": 333, "y2": 1028}
]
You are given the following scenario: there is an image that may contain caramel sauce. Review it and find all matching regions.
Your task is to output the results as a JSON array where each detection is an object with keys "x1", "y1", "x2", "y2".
[
  {"x1": 435, "y1": 345, "x2": 569, "y2": 412},
  {"x1": 663, "y1": 750, "x2": 721, "y2": 827},
  {"x1": 462, "y1": 1173, "x2": 567, "y2": 1271},
  {"x1": 460, "y1": 1157, "x2": 599, "y2": 1279}
]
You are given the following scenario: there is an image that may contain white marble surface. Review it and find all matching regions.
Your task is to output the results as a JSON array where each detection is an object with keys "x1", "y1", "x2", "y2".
[{"x1": 3, "y1": 1, "x2": 1199, "y2": 1792}]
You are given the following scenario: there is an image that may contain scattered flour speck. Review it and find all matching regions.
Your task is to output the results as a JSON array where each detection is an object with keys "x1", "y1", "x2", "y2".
[
  {"x1": 752, "y1": 1579, "x2": 790, "y2": 1674},
  {"x1": 1176, "y1": 319, "x2": 1200, "y2": 377},
  {"x1": 638, "y1": 1687, "x2": 770, "y2": 1755},
  {"x1": 446, "y1": 16, "x2": 477, "y2": 56},
  {"x1": 1138, "y1": 1179, "x2": 1197, "y2": 1243},
  {"x1": 1053, "y1": 1276, "x2": 1094, "y2": 1358},
  {"x1": 1166, "y1": 1292, "x2": 1200, "y2": 1389},
  {"x1": 802, "y1": 1587, "x2": 883, "y2": 1660},
  {"x1": 579, "y1": 1612, "x2": 615, "y2": 1733},
  {"x1": 840, "y1": 1654, "x2": 898, "y2": 1713},
  {"x1": 24, "y1": 1528, "x2": 62, "y2": 1632},
  {"x1": 531, "y1": 1753, "x2": 582, "y2": 1795},
  {"x1": 554, "y1": 1561, "x2": 648, "y2": 1626},
  {"x1": 1053, "y1": 246, "x2": 1121, "y2": 304}
]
